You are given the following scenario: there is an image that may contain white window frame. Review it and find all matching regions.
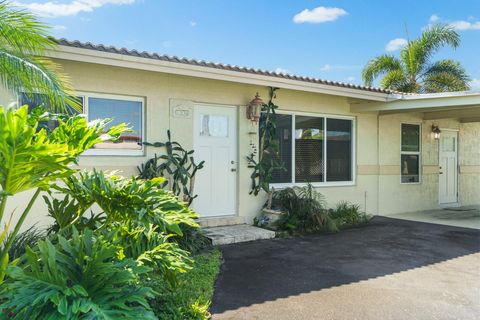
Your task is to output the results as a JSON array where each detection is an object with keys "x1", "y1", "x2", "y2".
[
  {"x1": 400, "y1": 122, "x2": 422, "y2": 184},
  {"x1": 79, "y1": 92, "x2": 146, "y2": 157},
  {"x1": 269, "y1": 110, "x2": 356, "y2": 188}
]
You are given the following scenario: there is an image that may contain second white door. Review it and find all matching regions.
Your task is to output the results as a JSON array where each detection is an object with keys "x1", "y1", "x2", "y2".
[
  {"x1": 192, "y1": 104, "x2": 237, "y2": 217},
  {"x1": 439, "y1": 130, "x2": 458, "y2": 204}
]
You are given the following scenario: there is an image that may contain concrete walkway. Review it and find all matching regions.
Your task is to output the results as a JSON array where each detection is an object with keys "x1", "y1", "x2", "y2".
[
  {"x1": 388, "y1": 205, "x2": 480, "y2": 229},
  {"x1": 211, "y1": 217, "x2": 480, "y2": 320}
]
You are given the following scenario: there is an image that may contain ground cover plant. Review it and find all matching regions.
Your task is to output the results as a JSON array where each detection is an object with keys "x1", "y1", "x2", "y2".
[
  {"x1": 149, "y1": 249, "x2": 221, "y2": 320},
  {"x1": 0, "y1": 107, "x2": 217, "y2": 319}
]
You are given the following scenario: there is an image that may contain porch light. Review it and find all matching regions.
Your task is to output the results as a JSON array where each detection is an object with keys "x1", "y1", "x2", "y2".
[
  {"x1": 247, "y1": 93, "x2": 263, "y2": 123},
  {"x1": 432, "y1": 125, "x2": 441, "y2": 140}
]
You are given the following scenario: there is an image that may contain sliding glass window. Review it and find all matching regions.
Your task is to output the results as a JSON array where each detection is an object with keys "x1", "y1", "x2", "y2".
[{"x1": 265, "y1": 113, "x2": 354, "y2": 185}]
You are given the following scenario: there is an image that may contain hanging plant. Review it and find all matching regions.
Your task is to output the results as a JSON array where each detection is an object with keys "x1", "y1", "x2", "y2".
[{"x1": 247, "y1": 87, "x2": 285, "y2": 195}]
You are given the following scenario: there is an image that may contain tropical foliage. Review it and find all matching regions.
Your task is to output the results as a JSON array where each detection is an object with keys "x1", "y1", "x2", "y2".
[
  {"x1": 273, "y1": 184, "x2": 338, "y2": 233},
  {"x1": 1, "y1": 228, "x2": 157, "y2": 319},
  {"x1": 0, "y1": 106, "x2": 126, "y2": 281},
  {"x1": 362, "y1": 24, "x2": 470, "y2": 93},
  {"x1": 138, "y1": 130, "x2": 205, "y2": 205},
  {"x1": 0, "y1": 107, "x2": 214, "y2": 319},
  {"x1": 0, "y1": 1, "x2": 79, "y2": 111},
  {"x1": 247, "y1": 87, "x2": 285, "y2": 195}
]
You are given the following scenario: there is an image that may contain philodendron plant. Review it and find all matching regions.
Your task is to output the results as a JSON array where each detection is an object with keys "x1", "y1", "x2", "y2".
[{"x1": 0, "y1": 105, "x2": 128, "y2": 281}]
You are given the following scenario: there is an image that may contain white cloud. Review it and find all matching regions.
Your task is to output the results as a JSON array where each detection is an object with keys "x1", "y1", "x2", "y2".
[
  {"x1": 274, "y1": 67, "x2": 289, "y2": 75},
  {"x1": 13, "y1": 0, "x2": 136, "y2": 18},
  {"x1": 385, "y1": 38, "x2": 408, "y2": 52},
  {"x1": 469, "y1": 79, "x2": 480, "y2": 90},
  {"x1": 429, "y1": 14, "x2": 440, "y2": 22},
  {"x1": 320, "y1": 64, "x2": 360, "y2": 72},
  {"x1": 190, "y1": 21, "x2": 197, "y2": 27},
  {"x1": 450, "y1": 20, "x2": 480, "y2": 30},
  {"x1": 293, "y1": 6, "x2": 348, "y2": 24}
]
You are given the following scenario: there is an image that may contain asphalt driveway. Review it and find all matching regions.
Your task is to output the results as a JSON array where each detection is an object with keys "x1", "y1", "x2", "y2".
[{"x1": 211, "y1": 216, "x2": 480, "y2": 320}]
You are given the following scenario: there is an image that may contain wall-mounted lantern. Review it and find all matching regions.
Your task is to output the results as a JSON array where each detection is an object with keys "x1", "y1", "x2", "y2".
[
  {"x1": 432, "y1": 124, "x2": 441, "y2": 140},
  {"x1": 247, "y1": 93, "x2": 264, "y2": 123}
]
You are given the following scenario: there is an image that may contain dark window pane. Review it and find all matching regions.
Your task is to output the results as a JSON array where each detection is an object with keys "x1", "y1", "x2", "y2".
[
  {"x1": 19, "y1": 93, "x2": 82, "y2": 131},
  {"x1": 263, "y1": 114, "x2": 292, "y2": 183},
  {"x1": 401, "y1": 154, "x2": 419, "y2": 183},
  {"x1": 295, "y1": 116, "x2": 324, "y2": 182},
  {"x1": 326, "y1": 118, "x2": 352, "y2": 182},
  {"x1": 88, "y1": 97, "x2": 142, "y2": 150},
  {"x1": 401, "y1": 124, "x2": 420, "y2": 152}
]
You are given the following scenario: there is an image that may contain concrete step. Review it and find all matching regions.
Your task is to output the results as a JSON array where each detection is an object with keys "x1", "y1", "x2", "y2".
[
  {"x1": 203, "y1": 224, "x2": 276, "y2": 246},
  {"x1": 197, "y1": 216, "x2": 245, "y2": 228}
]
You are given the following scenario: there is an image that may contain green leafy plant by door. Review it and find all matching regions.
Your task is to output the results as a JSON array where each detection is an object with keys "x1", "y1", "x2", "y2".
[
  {"x1": 247, "y1": 87, "x2": 285, "y2": 195},
  {"x1": 138, "y1": 130, "x2": 205, "y2": 206}
]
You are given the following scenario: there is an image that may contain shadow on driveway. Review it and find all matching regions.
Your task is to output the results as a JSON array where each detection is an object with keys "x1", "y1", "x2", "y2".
[{"x1": 211, "y1": 216, "x2": 480, "y2": 314}]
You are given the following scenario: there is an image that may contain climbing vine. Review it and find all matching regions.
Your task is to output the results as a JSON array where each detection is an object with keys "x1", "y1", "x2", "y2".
[{"x1": 247, "y1": 87, "x2": 285, "y2": 195}]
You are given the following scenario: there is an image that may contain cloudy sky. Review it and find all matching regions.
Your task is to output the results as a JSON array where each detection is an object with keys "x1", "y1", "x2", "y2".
[{"x1": 12, "y1": 0, "x2": 480, "y2": 89}]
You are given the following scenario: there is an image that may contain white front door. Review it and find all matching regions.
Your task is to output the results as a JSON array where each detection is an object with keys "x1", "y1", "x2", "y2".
[
  {"x1": 439, "y1": 130, "x2": 458, "y2": 204},
  {"x1": 192, "y1": 104, "x2": 237, "y2": 217}
]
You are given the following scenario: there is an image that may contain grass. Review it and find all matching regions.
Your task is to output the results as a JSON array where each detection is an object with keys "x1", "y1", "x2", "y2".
[{"x1": 149, "y1": 249, "x2": 222, "y2": 320}]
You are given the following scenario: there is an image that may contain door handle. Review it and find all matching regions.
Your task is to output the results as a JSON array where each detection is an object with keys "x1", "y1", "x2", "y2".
[{"x1": 231, "y1": 168, "x2": 237, "y2": 172}]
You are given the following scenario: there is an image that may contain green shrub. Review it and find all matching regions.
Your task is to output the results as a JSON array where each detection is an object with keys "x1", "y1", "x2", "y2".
[
  {"x1": 53, "y1": 170, "x2": 198, "y2": 234},
  {"x1": 172, "y1": 224, "x2": 212, "y2": 255},
  {"x1": 149, "y1": 249, "x2": 221, "y2": 320},
  {"x1": 0, "y1": 228, "x2": 156, "y2": 319},
  {"x1": 110, "y1": 224, "x2": 192, "y2": 287},
  {"x1": 274, "y1": 184, "x2": 338, "y2": 233},
  {"x1": 6, "y1": 226, "x2": 45, "y2": 261},
  {"x1": 329, "y1": 201, "x2": 369, "y2": 228}
]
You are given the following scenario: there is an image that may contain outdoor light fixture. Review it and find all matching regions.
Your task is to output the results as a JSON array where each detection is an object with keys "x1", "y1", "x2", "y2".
[
  {"x1": 432, "y1": 124, "x2": 441, "y2": 140},
  {"x1": 247, "y1": 93, "x2": 263, "y2": 123}
]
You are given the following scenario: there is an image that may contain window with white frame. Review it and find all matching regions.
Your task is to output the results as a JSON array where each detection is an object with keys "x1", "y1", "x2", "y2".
[
  {"x1": 20, "y1": 92, "x2": 144, "y2": 155},
  {"x1": 400, "y1": 123, "x2": 421, "y2": 183},
  {"x1": 84, "y1": 94, "x2": 144, "y2": 154},
  {"x1": 263, "y1": 112, "x2": 355, "y2": 185}
]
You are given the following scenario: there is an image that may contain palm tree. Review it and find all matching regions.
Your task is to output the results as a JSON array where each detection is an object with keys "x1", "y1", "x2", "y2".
[
  {"x1": 362, "y1": 24, "x2": 471, "y2": 93},
  {"x1": 0, "y1": 1, "x2": 78, "y2": 111}
]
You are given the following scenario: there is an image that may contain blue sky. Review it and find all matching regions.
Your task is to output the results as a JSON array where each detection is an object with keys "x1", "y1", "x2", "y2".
[{"x1": 14, "y1": 0, "x2": 480, "y2": 89}]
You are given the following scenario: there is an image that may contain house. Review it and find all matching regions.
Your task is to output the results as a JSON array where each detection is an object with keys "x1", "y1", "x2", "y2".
[{"x1": 1, "y1": 39, "x2": 479, "y2": 229}]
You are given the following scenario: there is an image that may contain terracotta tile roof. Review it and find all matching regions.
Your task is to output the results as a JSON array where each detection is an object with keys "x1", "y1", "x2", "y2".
[{"x1": 54, "y1": 38, "x2": 394, "y2": 95}]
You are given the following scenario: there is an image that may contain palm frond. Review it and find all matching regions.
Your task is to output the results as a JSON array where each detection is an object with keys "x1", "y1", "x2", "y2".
[
  {"x1": 0, "y1": 1, "x2": 54, "y2": 55},
  {"x1": 403, "y1": 24, "x2": 460, "y2": 74},
  {"x1": 0, "y1": 49, "x2": 79, "y2": 111},
  {"x1": 423, "y1": 72, "x2": 470, "y2": 93},
  {"x1": 362, "y1": 55, "x2": 403, "y2": 87},
  {"x1": 423, "y1": 59, "x2": 470, "y2": 81},
  {"x1": 379, "y1": 69, "x2": 411, "y2": 91}
]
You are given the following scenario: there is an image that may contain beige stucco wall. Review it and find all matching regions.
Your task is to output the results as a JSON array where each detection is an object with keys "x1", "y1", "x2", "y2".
[
  {"x1": 0, "y1": 59, "x2": 478, "y2": 231},
  {"x1": 378, "y1": 113, "x2": 479, "y2": 215}
]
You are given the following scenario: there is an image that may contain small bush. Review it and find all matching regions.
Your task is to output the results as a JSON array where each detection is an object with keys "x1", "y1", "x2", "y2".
[
  {"x1": 172, "y1": 224, "x2": 212, "y2": 255},
  {"x1": 0, "y1": 228, "x2": 156, "y2": 319},
  {"x1": 149, "y1": 249, "x2": 221, "y2": 320},
  {"x1": 329, "y1": 201, "x2": 369, "y2": 228},
  {"x1": 274, "y1": 184, "x2": 338, "y2": 234},
  {"x1": 7, "y1": 226, "x2": 45, "y2": 260}
]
